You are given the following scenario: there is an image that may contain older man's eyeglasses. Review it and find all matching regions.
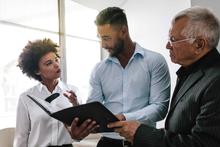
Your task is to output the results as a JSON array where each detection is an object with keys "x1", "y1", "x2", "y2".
[{"x1": 168, "y1": 36, "x2": 195, "y2": 46}]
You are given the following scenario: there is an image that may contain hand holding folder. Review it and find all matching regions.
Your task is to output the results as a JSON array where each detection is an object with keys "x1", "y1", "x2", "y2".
[{"x1": 27, "y1": 94, "x2": 119, "y2": 132}]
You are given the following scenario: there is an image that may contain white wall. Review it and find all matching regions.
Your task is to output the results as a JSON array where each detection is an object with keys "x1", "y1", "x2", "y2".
[
  {"x1": 72, "y1": 0, "x2": 127, "y2": 11},
  {"x1": 122, "y1": 0, "x2": 190, "y2": 94},
  {"x1": 191, "y1": 0, "x2": 220, "y2": 51}
]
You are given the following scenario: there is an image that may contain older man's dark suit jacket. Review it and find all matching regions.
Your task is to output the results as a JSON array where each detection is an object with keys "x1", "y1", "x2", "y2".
[{"x1": 133, "y1": 49, "x2": 220, "y2": 147}]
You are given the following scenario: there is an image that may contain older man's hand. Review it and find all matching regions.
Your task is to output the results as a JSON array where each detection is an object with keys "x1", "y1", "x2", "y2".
[
  {"x1": 108, "y1": 120, "x2": 141, "y2": 144},
  {"x1": 115, "y1": 114, "x2": 126, "y2": 121}
]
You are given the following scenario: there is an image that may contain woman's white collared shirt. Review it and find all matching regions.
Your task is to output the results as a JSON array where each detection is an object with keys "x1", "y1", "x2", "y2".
[{"x1": 13, "y1": 81, "x2": 79, "y2": 147}]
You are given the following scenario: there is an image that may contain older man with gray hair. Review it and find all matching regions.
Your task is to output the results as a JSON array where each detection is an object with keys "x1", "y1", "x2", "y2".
[{"x1": 108, "y1": 6, "x2": 220, "y2": 147}]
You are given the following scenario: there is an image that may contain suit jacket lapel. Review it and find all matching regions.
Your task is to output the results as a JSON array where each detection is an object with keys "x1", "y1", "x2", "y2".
[{"x1": 169, "y1": 70, "x2": 204, "y2": 111}]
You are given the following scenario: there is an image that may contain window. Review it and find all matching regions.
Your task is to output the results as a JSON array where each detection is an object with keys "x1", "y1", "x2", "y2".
[
  {"x1": 0, "y1": 0, "x2": 100, "y2": 128},
  {"x1": 0, "y1": 0, "x2": 59, "y2": 129},
  {"x1": 65, "y1": 0, "x2": 100, "y2": 103}
]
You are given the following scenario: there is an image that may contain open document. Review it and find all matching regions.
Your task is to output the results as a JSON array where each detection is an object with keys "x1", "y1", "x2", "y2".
[{"x1": 27, "y1": 94, "x2": 119, "y2": 132}]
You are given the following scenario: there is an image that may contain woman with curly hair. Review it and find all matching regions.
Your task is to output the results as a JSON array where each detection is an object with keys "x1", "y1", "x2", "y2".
[{"x1": 14, "y1": 38, "x2": 78, "y2": 147}]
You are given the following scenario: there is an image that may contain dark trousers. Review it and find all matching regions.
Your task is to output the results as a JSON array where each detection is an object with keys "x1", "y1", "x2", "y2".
[{"x1": 97, "y1": 137, "x2": 132, "y2": 147}]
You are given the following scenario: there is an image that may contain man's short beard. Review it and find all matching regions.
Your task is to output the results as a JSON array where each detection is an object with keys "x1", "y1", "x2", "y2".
[{"x1": 110, "y1": 39, "x2": 124, "y2": 57}]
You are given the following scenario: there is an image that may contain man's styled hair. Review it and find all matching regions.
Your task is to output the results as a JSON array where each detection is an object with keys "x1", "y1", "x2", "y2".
[
  {"x1": 95, "y1": 7, "x2": 128, "y2": 27},
  {"x1": 172, "y1": 6, "x2": 220, "y2": 49}
]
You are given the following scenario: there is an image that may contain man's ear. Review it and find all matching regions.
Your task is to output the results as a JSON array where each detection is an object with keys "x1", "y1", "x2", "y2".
[
  {"x1": 120, "y1": 25, "x2": 128, "y2": 37},
  {"x1": 194, "y1": 38, "x2": 206, "y2": 54},
  {"x1": 195, "y1": 38, "x2": 205, "y2": 50}
]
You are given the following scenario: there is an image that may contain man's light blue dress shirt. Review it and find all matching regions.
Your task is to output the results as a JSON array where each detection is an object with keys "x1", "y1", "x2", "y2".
[{"x1": 87, "y1": 43, "x2": 170, "y2": 139}]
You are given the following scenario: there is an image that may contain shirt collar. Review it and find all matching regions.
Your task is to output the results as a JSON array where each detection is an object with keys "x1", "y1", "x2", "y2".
[
  {"x1": 106, "y1": 43, "x2": 144, "y2": 63},
  {"x1": 37, "y1": 79, "x2": 64, "y2": 93},
  {"x1": 177, "y1": 48, "x2": 220, "y2": 77}
]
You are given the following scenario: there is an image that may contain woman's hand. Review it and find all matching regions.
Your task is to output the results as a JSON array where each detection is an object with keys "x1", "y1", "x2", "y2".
[
  {"x1": 65, "y1": 118, "x2": 99, "y2": 140},
  {"x1": 64, "y1": 90, "x2": 79, "y2": 106}
]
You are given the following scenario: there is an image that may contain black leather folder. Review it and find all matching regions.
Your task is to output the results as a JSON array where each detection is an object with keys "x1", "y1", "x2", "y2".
[{"x1": 27, "y1": 95, "x2": 119, "y2": 132}]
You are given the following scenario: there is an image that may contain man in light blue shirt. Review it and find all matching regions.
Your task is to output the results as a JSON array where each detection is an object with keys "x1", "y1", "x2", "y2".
[{"x1": 86, "y1": 7, "x2": 170, "y2": 147}]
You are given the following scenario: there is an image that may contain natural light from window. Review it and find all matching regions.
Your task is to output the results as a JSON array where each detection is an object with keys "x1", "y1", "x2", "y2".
[{"x1": 0, "y1": 0, "x2": 100, "y2": 129}]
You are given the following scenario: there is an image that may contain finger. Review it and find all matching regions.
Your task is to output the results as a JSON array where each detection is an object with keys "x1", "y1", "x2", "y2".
[
  {"x1": 65, "y1": 90, "x2": 77, "y2": 98},
  {"x1": 75, "y1": 119, "x2": 92, "y2": 136},
  {"x1": 69, "y1": 90, "x2": 77, "y2": 97},
  {"x1": 63, "y1": 91, "x2": 78, "y2": 105},
  {"x1": 91, "y1": 124, "x2": 100, "y2": 133},
  {"x1": 63, "y1": 91, "x2": 70, "y2": 97},
  {"x1": 71, "y1": 118, "x2": 79, "y2": 131},
  {"x1": 79, "y1": 119, "x2": 94, "y2": 133},
  {"x1": 113, "y1": 127, "x2": 122, "y2": 133},
  {"x1": 108, "y1": 121, "x2": 124, "y2": 128},
  {"x1": 79, "y1": 120, "x2": 97, "y2": 138},
  {"x1": 115, "y1": 114, "x2": 126, "y2": 121},
  {"x1": 86, "y1": 121, "x2": 97, "y2": 130},
  {"x1": 80, "y1": 119, "x2": 92, "y2": 128},
  {"x1": 63, "y1": 91, "x2": 76, "y2": 98}
]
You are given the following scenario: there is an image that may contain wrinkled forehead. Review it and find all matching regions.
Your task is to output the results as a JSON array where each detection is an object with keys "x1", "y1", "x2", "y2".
[{"x1": 169, "y1": 17, "x2": 189, "y2": 36}]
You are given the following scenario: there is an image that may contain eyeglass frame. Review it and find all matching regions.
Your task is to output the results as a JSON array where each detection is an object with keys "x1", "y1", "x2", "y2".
[{"x1": 168, "y1": 37, "x2": 196, "y2": 46}]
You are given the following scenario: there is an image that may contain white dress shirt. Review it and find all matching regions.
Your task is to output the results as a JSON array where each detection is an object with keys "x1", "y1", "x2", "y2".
[{"x1": 13, "y1": 80, "x2": 79, "y2": 147}]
